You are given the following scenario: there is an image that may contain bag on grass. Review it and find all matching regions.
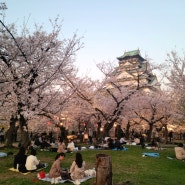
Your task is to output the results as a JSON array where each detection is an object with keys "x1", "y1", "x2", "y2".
[
  {"x1": 38, "y1": 171, "x2": 46, "y2": 179},
  {"x1": 61, "y1": 172, "x2": 71, "y2": 180}
]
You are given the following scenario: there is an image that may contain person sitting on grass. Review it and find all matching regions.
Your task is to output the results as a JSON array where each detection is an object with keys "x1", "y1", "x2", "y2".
[
  {"x1": 57, "y1": 138, "x2": 66, "y2": 153},
  {"x1": 107, "y1": 138, "x2": 114, "y2": 149},
  {"x1": 69, "y1": 152, "x2": 86, "y2": 181},
  {"x1": 175, "y1": 143, "x2": 185, "y2": 160},
  {"x1": 114, "y1": 139, "x2": 123, "y2": 150},
  {"x1": 14, "y1": 146, "x2": 28, "y2": 173},
  {"x1": 120, "y1": 137, "x2": 127, "y2": 145},
  {"x1": 67, "y1": 139, "x2": 75, "y2": 152},
  {"x1": 49, "y1": 152, "x2": 70, "y2": 184},
  {"x1": 25, "y1": 148, "x2": 45, "y2": 171}
]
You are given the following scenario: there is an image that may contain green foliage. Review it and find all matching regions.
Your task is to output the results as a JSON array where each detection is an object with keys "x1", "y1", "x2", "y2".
[{"x1": 0, "y1": 145, "x2": 184, "y2": 185}]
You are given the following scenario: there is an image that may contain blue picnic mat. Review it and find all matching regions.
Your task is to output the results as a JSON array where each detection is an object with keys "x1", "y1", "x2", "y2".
[
  {"x1": 143, "y1": 152, "x2": 160, "y2": 157},
  {"x1": 0, "y1": 152, "x2": 7, "y2": 157}
]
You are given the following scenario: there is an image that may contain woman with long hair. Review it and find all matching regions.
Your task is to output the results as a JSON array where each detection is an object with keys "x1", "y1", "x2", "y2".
[
  {"x1": 14, "y1": 146, "x2": 28, "y2": 173},
  {"x1": 69, "y1": 152, "x2": 86, "y2": 180}
]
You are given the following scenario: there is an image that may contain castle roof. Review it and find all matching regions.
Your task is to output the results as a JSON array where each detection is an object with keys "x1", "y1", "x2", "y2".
[{"x1": 117, "y1": 49, "x2": 146, "y2": 62}]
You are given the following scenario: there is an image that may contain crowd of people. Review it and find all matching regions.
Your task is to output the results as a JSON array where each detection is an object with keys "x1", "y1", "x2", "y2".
[
  {"x1": 12, "y1": 131, "x2": 89, "y2": 184},
  {"x1": 13, "y1": 142, "x2": 87, "y2": 184},
  {"x1": 28, "y1": 129, "x2": 179, "y2": 152},
  {"x1": 97, "y1": 134, "x2": 146, "y2": 150},
  {"x1": 10, "y1": 126, "x2": 185, "y2": 185},
  {"x1": 6, "y1": 124, "x2": 185, "y2": 184}
]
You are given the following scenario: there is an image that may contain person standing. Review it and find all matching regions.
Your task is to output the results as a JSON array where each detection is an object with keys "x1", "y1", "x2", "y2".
[{"x1": 88, "y1": 127, "x2": 93, "y2": 144}]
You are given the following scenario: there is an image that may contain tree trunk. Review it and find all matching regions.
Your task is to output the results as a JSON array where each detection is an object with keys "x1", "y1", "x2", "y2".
[
  {"x1": 147, "y1": 123, "x2": 153, "y2": 142},
  {"x1": 104, "y1": 121, "x2": 114, "y2": 137},
  {"x1": 5, "y1": 126, "x2": 15, "y2": 147},
  {"x1": 96, "y1": 121, "x2": 101, "y2": 141},
  {"x1": 96, "y1": 154, "x2": 112, "y2": 185},
  {"x1": 20, "y1": 129, "x2": 31, "y2": 148},
  {"x1": 164, "y1": 125, "x2": 168, "y2": 143},
  {"x1": 125, "y1": 121, "x2": 131, "y2": 140},
  {"x1": 5, "y1": 115, "x2": 18, "y2": 147},
  {"x1": 19, "y1": 115, "x2": 31, "y2": 148}
]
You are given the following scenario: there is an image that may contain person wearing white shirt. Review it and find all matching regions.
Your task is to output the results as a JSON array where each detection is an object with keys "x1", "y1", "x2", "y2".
[
  {"x1": 26, "y1": 148, "x2": 44, "y2": 171},
  {"x1": 120, "y1": 137, "x2": 127, "y2": 144},
  {"x1": 67, "y1": 139, "x2": 75, "y2": 152}
]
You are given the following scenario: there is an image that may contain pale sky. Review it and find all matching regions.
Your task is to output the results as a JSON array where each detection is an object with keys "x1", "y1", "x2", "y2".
[{"x1": 2, "y1": 0, "x2": 185, "y2": 79}]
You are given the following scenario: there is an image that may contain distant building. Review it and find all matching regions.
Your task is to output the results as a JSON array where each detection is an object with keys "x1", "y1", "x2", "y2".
[{"x1": 106, "y1": 49, "x2": 160, "y2": 91}]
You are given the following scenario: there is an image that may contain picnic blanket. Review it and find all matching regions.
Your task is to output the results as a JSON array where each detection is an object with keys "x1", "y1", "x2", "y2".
[
  {"x1": 9, "y1": 165, "x2": 48, "y2": 175},
  {"x1": 167, "y1": 156, "x2": 176, "y2": 160},
  {"x1": 9, "y1": 167, "x2": 31, "y2": 175},
  {"x1": 0, "y1": 152, "x2": 7, "y2": 157},
  {"x1": 38, "y1": 169, "x2": 96, "y2": 184},
  {"x1": 142, "y1": 152, "x2": 160, "y2": 157}
]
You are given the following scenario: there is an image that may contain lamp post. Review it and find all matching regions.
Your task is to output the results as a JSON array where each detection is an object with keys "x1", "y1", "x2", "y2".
[
  {"x1": 100, "y1": 126, "x2": 104, "y2": 132},
  {"x1": 100, "y1": 126, "x2": 104, "y2": 142},
  {"x1": 114, "y1": 122, "x2": 118, "y2": 139},
  {"x1": 61, "y1": 117, "x2": 66, "y2": 127},
  {"x1": 59, "y1": 114, "x2": 67, "y2": 141}
]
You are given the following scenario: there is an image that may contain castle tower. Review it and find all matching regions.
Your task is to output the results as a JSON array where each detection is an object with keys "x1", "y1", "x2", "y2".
[{"x1": 110, "y1": 49, "x2": 160, "y2": 91}]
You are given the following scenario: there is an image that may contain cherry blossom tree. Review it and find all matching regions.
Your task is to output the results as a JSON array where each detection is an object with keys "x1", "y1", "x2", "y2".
[
  {"x1": 0, "y1": 16, "x2": 82, "y2": 147},
  {"x1": 67, "y1": 58, "x2": 161, "y2": 139},
  {"x1": 163, "y1": 50, "x2": 185, "y2": 125},
  {"x1": 128, "y1": 91, "x2": 174, "y2": 142},
  {"x1": 90, "y1": 57, "x2": 162, "y2": 138},
  {"x1": 64, "y1": 76, "x2": 98, "y2": 128}
]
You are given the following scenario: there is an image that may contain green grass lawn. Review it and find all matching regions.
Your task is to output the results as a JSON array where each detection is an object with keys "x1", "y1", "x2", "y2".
[{"x1": 0, "y1": 144, "x2": 184, "y2": 185}]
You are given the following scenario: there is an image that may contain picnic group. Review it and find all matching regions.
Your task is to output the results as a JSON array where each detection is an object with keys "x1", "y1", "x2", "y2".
[
  {"x1": 2, "y1": 126, "x2": 185, "y2": 184},
  {"x1": 11, "y1": 133, "x2": 98, "y2": 184}
]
